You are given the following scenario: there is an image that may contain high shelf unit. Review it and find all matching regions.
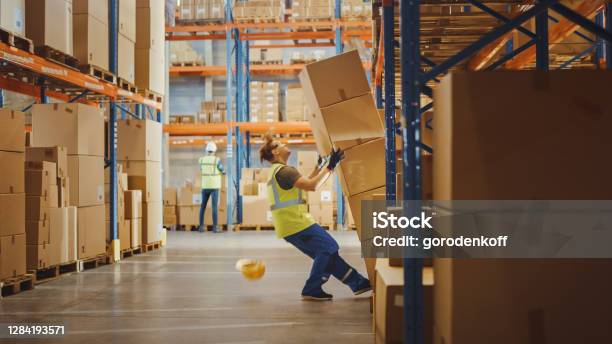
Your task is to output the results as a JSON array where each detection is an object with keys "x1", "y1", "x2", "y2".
[
  {"x1": 0, "y1": 0, "x2": 164, "y2": 245},
  {"x1": 165, "y1": 0, "x2": 371, "y2": 228},
  {"x1": 373, "y1": 0, "x2": 612, "y2": 342}
]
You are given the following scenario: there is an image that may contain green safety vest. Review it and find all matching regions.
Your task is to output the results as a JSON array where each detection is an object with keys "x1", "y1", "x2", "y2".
[
  {"x1": 199, "y1": 155, "x2": 221, "y2": 189},
  {"x1": 267, "y1": 163, "x2": 315, "y2": 238}
]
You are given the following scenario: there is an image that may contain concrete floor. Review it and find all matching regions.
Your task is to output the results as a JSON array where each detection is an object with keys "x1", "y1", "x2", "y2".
[{"x1": 0, "y1": 231, "x2": 374, "y2": 343}]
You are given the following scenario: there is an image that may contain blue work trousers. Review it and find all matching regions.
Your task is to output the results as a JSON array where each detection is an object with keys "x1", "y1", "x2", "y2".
[
  {"x1": 199, "y1": 188, "x2": 219, "y2": 229},
  {"x1": 284, "y1": 223, "x2": 368, "y2": 295}
]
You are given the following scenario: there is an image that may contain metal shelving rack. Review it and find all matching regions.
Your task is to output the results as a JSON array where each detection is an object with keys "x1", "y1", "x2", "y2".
[
  {"x1": 373, "y1": 0, "x2": 612, "y2": 342},
  {"x1": 0, "y1": 0, "x2": 164, "y2": 245}
]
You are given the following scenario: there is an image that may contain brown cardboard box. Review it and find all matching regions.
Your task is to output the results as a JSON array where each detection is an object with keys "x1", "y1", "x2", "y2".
[
  {"x1": 337, "y1": 138, "x2": 386, "y2": 197},
  {"x1": 242, "y1": 196, "x2": 272, "y2": 226},
  {"x1": 0, "y1": 109, "x2": 25, "y2": 152},
  {"x1": 299, "y1": 50, "x2": 370, "y2": 108},
  {"x1": 0, "y1": 193, "x2": 25, "y2": 237},
  {"x1": 62, "y1": 206, "x2": 77, "y2": 263},
  {"x1": 117, "y1": 119, "x2": 162, "y2": 161},
  {"x1": 375, "y1": 260, "x2": 433, "y2": 344},
  {"x1": 135, "y1": 2, "x2": 164, "y2": 50},
  {"x1": 0, "y1": 0, "x2": 25, "y2": 35},
  {"x1": 1, "y1": 234, "x2": 26, "y2": 279},
  {"x1": 128, "y1": 176, "x2": 161, "y2": 203},
  {"x1": 58, "y1": 177, "x2": 70, "y2": 207},
  {"x1": 347, "y1": 186, "x2": 385, "y2": 240},
  {"x1": 26, "y1": 195, "x2": 51, "y2": 222},
  {"x1": 73, "y1": 14, "x2": 108, "y2": 69},
  {"x1": 164, "y1": 215, "x2": 177, "y2": 227},
  {"x1": 25, "y1": 0, "x2": 73, "y2": 55},
  {"x1": 25, "y1": 169, "x2": 53, "y2": 197},
  {"x1": 73, "y1": 0, "x2": 108, "y2": 24},
  {"x1": 31, "y1": 104, "x2": 104, "y2": 157},
  {"x1": 118, "y1": 33, "x2": 135, "y2": 83},
  {"x1": 119, "y1": 219, "x2": 130, "y2": 251},
  {"x1": 77, "y1": 205, "x2": 106, "y2": 259},
  {"x1": 135, "y1": 48, "x2": 165, "y2": 94},
  {"x1": 177, "y1": 186, "x2": 201, "y2": 206},
  {"x1": 163, "y1": 206, "x2": 175, "y2": 218},
  {"x1": 125, "y1": 190, "x2": 142, "y2": 219},
  {"x1": 142, "y1": 202, "x2": 162, "y2": 244},
  {"x1": 26, "y1": 242, "x2": 49, "y2": 270},
  {"x1": 163, "y1": 187, "x2": 177, "y2": 206},
  {"x1": 47, "y1": 207, "x2": 66, "y2": 266},
  {"x1": 177, "y1": 205, "x2": 199, "y2": 226},
  {"x1": 0, "y1": 151, "x2": 24, "y2": 194},
  {"x1": 130, "y1": 218, "x2": 141, "y2": 248},
  {"x1": 26, "y1": 146, "x2": 68, "y2": 179},
  {"x1": 119, "y1": 0, "x2": 136, "y2": 41},
  {"x1": 68, "y1": 155, "x2": 105, "y2": 207},
  {"x1": 26, "y1": 220, "x2": 49, "y2": 245},
  {"x1": 309, "y1": 204, "x2": 333, "y2": 225}
]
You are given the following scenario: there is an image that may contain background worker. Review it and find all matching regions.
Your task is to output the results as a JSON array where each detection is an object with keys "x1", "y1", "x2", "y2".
[
  {"x1": 198, "y1": 142, "x2": 225, "y2": 233},
  {"x1": 259, "y1": 134, "x2": 371, "y2": 301}
]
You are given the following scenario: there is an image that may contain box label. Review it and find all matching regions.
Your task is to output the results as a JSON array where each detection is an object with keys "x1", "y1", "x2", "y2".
[
  {"x1": 320, "y1": 191, "x2": 332, "y2": 202},
  {"x1": 192, "y1": 194, "x2": 202, "y2": 205}
]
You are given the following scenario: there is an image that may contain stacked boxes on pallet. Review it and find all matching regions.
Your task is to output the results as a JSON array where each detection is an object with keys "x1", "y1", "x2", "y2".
[
  {"x1": 250, "y1": 82, "x2": 279, "y2": 123},
  {"x1": 178, "y1": 0, "x2": 224, "y2": 21},
  {"x1": 240, "y1": 168, "x2": 272, "y2": 227},
  {"x1": 200, "y1": 101, "x2": 226, "y2": 123},
  {"x1": 72, "y1": 0, "x2": 109, "y2": 69},
  {"x1": 25, "y1": 0, "x2": 73, "y2": 54},
  {"x1": 341, "y1": 0, "x2": 372, "y2": 19},
  {"x1": 285, "y1": 84, "x2": 309, "y2": 121},
  {"x1": 176, "y1": 184, "x2": 201, "y2": 227},
  {"x1": 118, "y1": 119, "x2": 163, "y2": 245},
  {"x1": 0, "y1": 0, "x2": 25, "y2": 35},
  {"x1": 233, "y1": 0, "x2": 284, "y2": 23},
  {"x1": 162, "y1": 188, "x2": 177, "y2": 226},
  {"x1": 136, "y1": 0, "x2": 165, "y2": 94},
  {"x1": 118, "y1": 0, "x2": 136, "y2": 82},
  {"x1": 0, "y1": 109, "x2": 26, "y2": 281},
  {"x1": 124, "y1": 190, "x2": 142, "y2": 249},
  {"x1": 292, "y1": 0, "x2": 333, "y2": 21},
  {"x1": 31, "y1": 104, "x2": 105, "y2": 260},
  {"x1": 104, "y1": 164, "x2": 128, "y2": 250}
]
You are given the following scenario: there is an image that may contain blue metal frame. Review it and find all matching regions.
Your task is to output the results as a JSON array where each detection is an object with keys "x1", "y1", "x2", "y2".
[
  {"x1": 535, "y1": 7, "x2": 549, "y2": 70},
  {"x1": 235, "y1": 30, "x2": 243, "y2": 224},
  {"x1": 551, "y1": 3, "x2": 612, "y2": 42},
  {"x1": 108, "y1": 0, "x2": 119, "y2": 242},
  {"x1": 245, "y1": 36, "x2": 251, "y2": 168},
  {"x1": 335, "y1": 0, "x2": 342, "y2": 55},
  {"x1": 607, "y1": 3, "x2": 612, "y2": 69},
  {"x1": 558, "y1": 43, "x2": 596, "y2": 70},
  {"x1": 375, "y1": 85, "x2": 383, "y2": 109},
  {"x1": 335, "y1": 0, "x2": 344, "y2": 228},
  {"x1": 225, "y1": 0, "x2": 234, "y2": 227},
  {"x1": 38, "y1": 77, "x2": 48, "y2": 104},
  {"x1": 382, "y1": 0, "x2": 396, "y2": 202},
  {"x1": 0, "y1": 89, "x2": 4, "y2": 107},
  {"x1": 595, "y1": 12, "x2": 604, "y2": 67}
]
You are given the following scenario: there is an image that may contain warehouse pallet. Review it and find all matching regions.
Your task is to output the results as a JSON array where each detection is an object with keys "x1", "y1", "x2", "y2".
[
  {"x1": 120, "y1": 246, "x2": 142, "y2": 259},
  {"x1": 29, "y1": 261, "x2": 78, "y2": 285},
  {"x1": 35, "y1": 45, "x2": 80, "y2": 70},
  {"x1": 0, "y1": 28, "x2": 34, "y2": 54},
  {"x1": 79, "y1": 64, "x2": 117, "y2": 84},
  {"x1": 234, "y1": 18, "x2": 282, "y2": 24},
  {"x1": 78, "y1": 254, "x2": 109, "y2": 272},
  {"x1": 0, "y1": 274, "x2": 34, "y2": 298},
  {"x1": 252, "y1": 60, "x2": 283, "y2": 65},
  {"x1": 116, "y1": 77, "x2": 138, "y2": 93},
  {"x1": 139, "y1": 89, "x2": 163, "y2": 104},
  {"x1": 175, "y1": 19, "x2": 224, "y2": 25},
  {"x1": 171, "y1": 61, "x2": 204, "y2": 67},
  {"x1": 234, "y1": 225, "x2": 274, "y2": 231},
  {"x1": 290, "y1": 59, "x2": 316, "y2": 65},
  {"x1": 177, "y1": 224, "x2": 198, "y2": 231},
  {"x1": 142, "y1": 241, "x2": 162, "y2": 253}
]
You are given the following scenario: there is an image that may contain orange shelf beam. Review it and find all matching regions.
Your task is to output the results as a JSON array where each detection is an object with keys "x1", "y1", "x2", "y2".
[
  {"x1": 166, "y1": 29, "x2": 371, "y2": 42},
  {"x1": 165, "y1": 20, "x2": 372, "y2": 34},
  {"x1": 170, "y1": 62, "x2": 372, "y2": 77},
  {"x1": 170, "y1": 137, "x2": 315, "y2": 148},
  {"x1": 164, "y1": 121, "x2": 312, "y2": 136}
]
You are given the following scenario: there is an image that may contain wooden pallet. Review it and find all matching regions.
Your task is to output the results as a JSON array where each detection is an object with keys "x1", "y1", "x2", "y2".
[
  {"x1": 290, "y1": 59, "x2": 316, "y2": 65},
  {"x1": 35, "y1": 45, "x2": 80, "y2": 69},
  {"x1": 79, "y1": 64, "x2": 116, "y2": 84},
  {"x1": 171, "y1": 61, "x2": 204, "y2": 67},
  {"x1": 78, "y1": 253, "x2": 109, "y2": 272},
  {"x1": 142, "y1": 241, "x2": 162, "y2": 253},
  {"x1": 139, "y1": 89, "x2": 163, "y2": 103},
  {"x1": 1, "y1": 274, "x2": 34, "y2": 298},
  {"x1": 176, "y1": 224, "x2": 198, "y2": 231},
  {"x1": 0, "y1": 27, "x2": 34, "y2": 53},
  {"x1": 235, "y1": 225, "x2": 275, "y2": 231},
  {"x1": 29, "y1": 260, "x2": 78, "y2": 285},
  {"x1": 116, "y1": 77, "x2": 138, "y2": 93},
  {"x1": 120, "y1": 246, "x2": 142, "y2": 259},
  {"x1": 234, "y1": 17, "x2": 281, "y2": 24}
]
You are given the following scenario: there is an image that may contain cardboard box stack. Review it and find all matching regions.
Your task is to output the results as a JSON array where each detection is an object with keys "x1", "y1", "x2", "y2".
[
  {"x1": 118, "y1": 0, "x2": 136, "y2": 82},
  {"x1": 118, "y1": 119, "x2": 163, "y2": 245},
  {"x1": 431, "y1": 71, "x2": 612, "y2": 344},
  {"x1": 124, "y1": 190, "x2": 142, "y2": 249},
  {"x1": 285, "y1": 84, "x2": 309, "y2": 121},
  {"x1": 25, "y1": 0, "x2": 73, "y2": 55},
  {"x1": 31, "y1": 104, "x2": 105, "y2": 261},
  {"x1": 0, "y1": 109, "x2": 26, "y2": 281},
  {"x1": 178, "y1": 0, "x2": 224, "y2": 21},
  {"x1": 200, "y1": 101, "x2": 226, "y2": 123},
  {"x1": 250, "y1": 45, "x2": 283, "y2": 64},
  {"x1": 0, "y1": 0, "x2": 25, "y2": 35},
  {"x1": 292, "y1": 0, "x2": 333, "y2": 21},
  {"x1": 104, "y1": 164, "x2": 129, "y2": 250},
  {"x1": 250, "y1": 82, "x2": 279, "y2": 123},
  {"x1": 341, "y1": 0, "x2": 372, "y2": 19},
  {"x1": 170, "y1": 41, "x2": 204, "y2": 66},
  {"x1": 136, "y1": 0, "x2": 165, "y2": 94},
  {"x1": 240, "y1": 168, "x2": 272, "y2": 226},
  {"x1": 72, "y1": 0, "x2": 109, "y2": 69},
  {"x1": 233, "y1": 0, "x2": 284, "y2": 23},
  {"x1": 163, "y1": 187, "x2": 177, "y2": 227},
  {"x1": 176, "y1": 184, "x2": 201, "y2": 226}
]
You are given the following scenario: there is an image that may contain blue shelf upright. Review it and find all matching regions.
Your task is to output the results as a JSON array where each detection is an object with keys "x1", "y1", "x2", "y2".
[
  {"x1": 108, "y1": 0, "x2": 119, "y2": 243},
  {"x1": 382, "y1": 0, "x2": 396, "y2": 202},
  {"x1": 225, "y1": 0, "x2": 234, "y2": 228},
  {"x1": 335, "y1": 0, "x2": 344, "y2": 229}
]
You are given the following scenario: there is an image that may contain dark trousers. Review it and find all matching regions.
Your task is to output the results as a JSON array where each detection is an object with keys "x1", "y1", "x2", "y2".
[
  {"x1": 199, "y1": 188, "x2": 219, "y2": 229},
  {"x1": 284, "y1": 223, "x2": 368, "y2": 295}
]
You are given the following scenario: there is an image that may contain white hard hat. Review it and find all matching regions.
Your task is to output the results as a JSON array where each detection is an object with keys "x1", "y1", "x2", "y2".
[{"x1": 206, "y1": 141, "x2": 217, "y2": 153}]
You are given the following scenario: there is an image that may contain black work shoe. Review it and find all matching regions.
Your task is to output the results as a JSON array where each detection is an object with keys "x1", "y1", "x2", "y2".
[
  {"x1": 301, "y1": 291, "x2": 333, "y2": 301},
  {"x1": 353, "y1": 279, "x2": 372, "y2": 296}
]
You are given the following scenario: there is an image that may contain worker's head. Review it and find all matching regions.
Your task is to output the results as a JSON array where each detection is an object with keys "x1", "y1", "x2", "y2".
[
  {"x1": 206, "y1": 141, "x2": 217, "y2": 154},
  {"x1": 259, "y1": 133, "x2": 290, "y2": 164}
]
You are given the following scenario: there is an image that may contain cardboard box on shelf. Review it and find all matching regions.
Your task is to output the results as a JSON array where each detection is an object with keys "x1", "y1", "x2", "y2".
[
  {"x1": 31, "y1": 104, "x2": 104, "y2": 157},
  {"x1": 142, "y1": 202, "x2": 162, "y2": 244},
  {"x1": 118, "y1": 33, "x2": 135, "y2": 83},
  {"x1": 135, "y1": 48, "x2": 165, "y2": 94},
  {"x1": 117, "y1": 119, "x2": 162, "y2": 161},
  {"x1": 1, "y1": 234, "x2": 26, "y2": 279},
  {"x1": 163, "y1": 188, "x2": 177, "y2": 206},
  {"x1": 125, "y1": 190, "x2": 143, "y2": 219},
  {"x1": 0, "y1": 109, "x2": 25, "y2": 152},
  {"x1": 119, "y1": 0, "x2": 135, "y2": 41},
  {"x1": 0, "y1": 151, "x2": 24, "y2": 194},
  {"x1": 337, "y1": 138, "x2": 386, "y2": 197},
  {"x1": 0, "y1": 0, "x2": 25, "y2": 35},
  {"x1": 72, "y1": 13, "x2": 108, "y2": 69},
  {"x1": 0, "y1": 193, "x2": 25, "y2": 237},
  {"x1": 25, "y1": 0, "x2": 73, "y2": 54},
  {"x1": 130, "y1": 218, "x2": 141, "y2": 248},
  {"x1": 77, "y1": 205, "x2": 106, "y2": 259},
  {"x1": 135, "y1": 1, "x2": 164, "y2": 50},
  {"x1": 68, "y1": 155, "x2": 104, "y2": 207},
  {"x1": 73, "y1": 0, "x2": 108, "y2": 24}
]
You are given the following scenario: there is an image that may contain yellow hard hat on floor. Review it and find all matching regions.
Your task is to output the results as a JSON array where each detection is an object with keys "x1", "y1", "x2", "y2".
[{"x1": 235, "y1": 259, "x2": 266, "y2": 281}]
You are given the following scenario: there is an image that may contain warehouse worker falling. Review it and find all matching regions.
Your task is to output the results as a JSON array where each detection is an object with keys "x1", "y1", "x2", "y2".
[
  {"x1": 198, "y1": 142, "x2": 226, "y2": 233},
  {"x1": 259, "y1": 134, "x2": 371, "y2": 301}
]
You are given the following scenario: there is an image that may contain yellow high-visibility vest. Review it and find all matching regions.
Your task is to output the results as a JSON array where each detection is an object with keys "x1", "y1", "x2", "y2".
[{"x1": 199, "y1": 155, "x2": 221, "y2": 189}]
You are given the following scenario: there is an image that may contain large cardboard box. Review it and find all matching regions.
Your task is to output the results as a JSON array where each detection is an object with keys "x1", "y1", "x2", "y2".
[
  {"x1": 0, "y1": 0, "x2": 25, "y2": 35},
  {"x1": 0, "y1": 151, "x2": 24, "y2": 194},
  {"x1": 31, "y1": 104, "x2": 104, "y2": 157},
  {"x1": 0, "y1": 193, "x2": 25, "y2": 237},
  {"x1": 177, "y1": 186, "x2": 201, "y2": 206},
  {"x1": 118, "y1": 33, "x2": 135, "y2": 83},
  {"x1": 135, "y1": 1, "x2": 165, "y2": 50},
  {"x1": 47, "y1": 207, "x2": 66, "y2": 266},
  {"x1": 242, "y1": 196, "x2": 272, "y2": 226},
  {"x1": 117, "y1": 119, "x2": 162, "y2": 161},
  {"x1": 130, "y1": 218, "x2": 141, "y2": 248},
  {"x1": 119, "y1": 0, "x2": 136, "y2": 41},
  {"x1": 62, "y1": 206, "x2": 77, "y2": 263},
  {"x1": 135, "y1": 48, "x2": 165, "y2": 94},
  {"x1": 25, "y1": 0, "x2": 73, "y2": 54},
  {"x1": 163, "y1": 187, "x2": 177, "y2": 206},
  {"x1": 177, "y1": 205, "x2": 199, "y2": 226},
  {"x1": 26, "y1": 220, "x2": 48, "y2": 245},
  {"x1": 73, "y1": 0, "x2": 108, "y2": 24},
  {"x1": 26, "y1": 242, "x2": 50, "y2": 270},
  {"x1": 347, "y1": 186, "x2": 385, "y2": 241},
  {"x1": 25, "y1": 161, "x2": 55, "y2": 197},
  {"x1": 68, "y1": 155, "x2": 105, "y2": 207},
  {"x1": 142, "y1": 202, "x2": 162, "y2": 244},
  {"x1": 119, "y1": 219, "x2": 130, "y2": 251},
  {"x1": 26, "y1": 146, "x2": 68, "y2": 179},
  {"x1": 0, "y1": 234, "x2": 25, "y2": 279},
  {"x1": 337, "y1": 138, "x2": 386, "y2": 197},
  {"x1": 127, "y1": 175, "x2": 161, "y2": 204},
  {"x1": 73, "y1": 13, "x2": 109, "y2": 70},
  {"x1": 0, "y1": 109, "x2": 25, "y2": 152},
  {"x1": 125, "y1": 190, "x2": 142, "y2": 219},
  {"x1": 77, "y1": 205, "x2": 105, "y2": 259}
]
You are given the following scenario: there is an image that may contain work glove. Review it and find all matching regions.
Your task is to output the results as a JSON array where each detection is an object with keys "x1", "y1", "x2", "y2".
[
  {"x1": 327, "y1": 148, "x2": 345, "y2": 171},
  {"x1": 317, "y1": 154, "x2": 323, "y2": 166}
]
